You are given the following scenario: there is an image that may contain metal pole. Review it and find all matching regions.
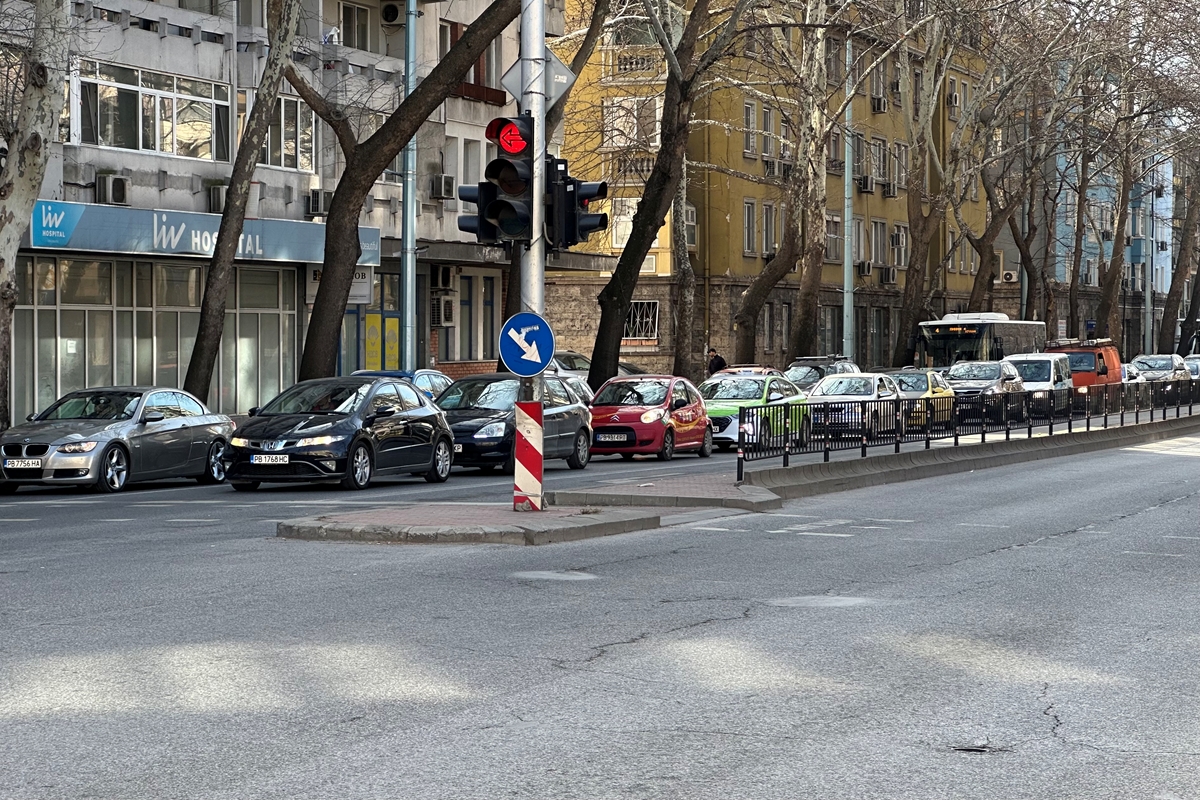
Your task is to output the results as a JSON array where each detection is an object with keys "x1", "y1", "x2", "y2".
[
  {"x1": 400, "y1": 0, "x2": 418, "y2": 370},
  {"x1": 520, "y1": 0, "x2": 546, "y2": 318},
  {"x1": 842, "y1": 39, "x2": 855, "y2": 360},
  {"x1": 1145, "y1": 204, "x2": 1153, "y2": 355}
]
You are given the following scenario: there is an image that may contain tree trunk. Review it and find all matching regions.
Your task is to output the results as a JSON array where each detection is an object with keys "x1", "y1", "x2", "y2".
[
  {"x1": 790, "y1": 205, "x2": 827, "y2": 358},
  {"x1": 297, "y1": 0, "x2": 521, "y2": 380},
  {"x1": 0, "y1": 0, "x2": 69, "y2": 430},
  {"x1": 1159, "y1": 163, "x2": 1200, "y2": 353},
  {"x1": 1095, "y1": 151, "x2": 1133, "y2": 354},
  {"x1": 1068, "y1": 137, "x2": 1092, "y2": 337},
  {"x1": 184, "y1": 0, "x2": 301, "y2": 403},
  {"x1": 1006, "y1": 211, "x2": 1040, "y2": 321},
  {"x1": 1177, "y1": 245, "x2": 1200, "y2": 356},
  {"x1": 734, "y1": 206, "x2": 799, "y2": 363},
  {"x1": 670, "y1": 176, "x2": 698, "y2": 381}
]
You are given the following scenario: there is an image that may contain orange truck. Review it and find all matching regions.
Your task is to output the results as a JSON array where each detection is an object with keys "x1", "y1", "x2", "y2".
[{"x1": 1045, "y1": 338, "x2": 1123, "y2": 389}]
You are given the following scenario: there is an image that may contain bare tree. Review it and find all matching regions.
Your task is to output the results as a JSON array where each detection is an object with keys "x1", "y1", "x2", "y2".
[
  {"x1": 1160, "y1": 151, "x2": 1200, "y2": 353},
  {"x1": 184, "y1": 0, "x2": 302, "y2": 400},
  {"x1": 0, "y1": 0, "x2": 70, "y2": 431}
]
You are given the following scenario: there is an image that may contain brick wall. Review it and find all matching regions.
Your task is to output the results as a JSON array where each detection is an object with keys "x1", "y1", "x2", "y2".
[{"x1": 437, "y1": 360, "x2": 500, "y2": 379}]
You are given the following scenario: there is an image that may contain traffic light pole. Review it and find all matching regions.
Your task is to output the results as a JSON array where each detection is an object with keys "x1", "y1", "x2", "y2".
[{"x1": 519, "y1": 0, "x2": 546, "y2": 318}]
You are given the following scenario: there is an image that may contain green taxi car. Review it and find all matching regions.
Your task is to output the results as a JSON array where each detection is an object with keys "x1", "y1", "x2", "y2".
[{"x1": 698, "y1": 374, "x2": 809, "y2": 451}]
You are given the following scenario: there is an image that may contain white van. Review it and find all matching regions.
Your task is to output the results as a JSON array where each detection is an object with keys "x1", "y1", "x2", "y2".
[{"x1": 1003, "y1": 353, "x2": 1073, "y2": 414}]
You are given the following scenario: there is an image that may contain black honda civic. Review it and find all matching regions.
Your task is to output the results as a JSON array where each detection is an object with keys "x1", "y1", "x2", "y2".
[{"x1": 224, "y1": 376, "x2": 454, "y2": 491}]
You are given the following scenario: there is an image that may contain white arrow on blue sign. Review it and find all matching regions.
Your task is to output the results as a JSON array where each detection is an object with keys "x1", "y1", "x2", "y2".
[{"x1": 499, "y1": 312, "x2": 557, "y2": 377}]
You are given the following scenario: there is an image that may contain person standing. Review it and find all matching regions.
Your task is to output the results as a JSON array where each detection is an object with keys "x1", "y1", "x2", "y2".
[{"x1": 707, "y1": 347, "x2": 727, "y2": 375}]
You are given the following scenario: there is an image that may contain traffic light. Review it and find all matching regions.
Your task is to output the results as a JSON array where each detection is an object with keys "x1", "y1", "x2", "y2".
[
  {"x1": 483, "y1": 116, "x2": 535, "y2": 241},
  {"x1": 546, "y1": 158, "x2": 569, "y2": 250},
  {"x1": 571, "y1": 179, "x2": 609, "y2": 245},
  {"x1": 457, "y1": 181, "x2": 499, "y2": 244}
]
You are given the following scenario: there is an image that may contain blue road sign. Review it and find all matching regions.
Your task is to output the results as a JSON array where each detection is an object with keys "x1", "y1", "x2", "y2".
[
  {"x1": 499, "y1": 312, "x2": 556, "y2": 377},
  {"x1": 1086, "y1": 319, "x2": 1097, "y2": 331}
]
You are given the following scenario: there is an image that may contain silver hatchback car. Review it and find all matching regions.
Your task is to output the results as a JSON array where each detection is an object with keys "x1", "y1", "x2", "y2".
[{"x1": 0, "y1": 387, "x2": 235, "y2": 494}]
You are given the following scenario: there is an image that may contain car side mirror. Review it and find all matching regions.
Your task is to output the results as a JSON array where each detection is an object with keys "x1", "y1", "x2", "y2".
[
  {"x1": 142, "y1": 410, "x2": 165, "y2": 424},
  {"x1": 25, "y1": 412, "x2": 37, "y2": 421},
  {"x1": 1099, "y1": 364, "x2": 1108, "y2": 376},
  {"x1": 248, "y1": 406, "x2": 261, "y2": 417},
  {"x1": 879, "y1": 390, "x2": 893, "y2": 398},
  {"x1": 672, "y1": 398, "x2": 689, "y2": 410},
  {"x1": 375, "y1": 405, "x2": 397, "y2": 418},
  {"x1": 1003, "y1": 374, "x2": 1017, "y2": 383},
  {"x1": 768, "y1": 392, "x2": 784, "y2": 402}
]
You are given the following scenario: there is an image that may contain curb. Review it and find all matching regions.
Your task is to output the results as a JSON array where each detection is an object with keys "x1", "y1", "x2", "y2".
[
  {"x1": 276, "y1": 508, "x2": 662, "y2": 546},
  {"x1": 548, "y1": 483, "x2": 781, "y2": 511}
]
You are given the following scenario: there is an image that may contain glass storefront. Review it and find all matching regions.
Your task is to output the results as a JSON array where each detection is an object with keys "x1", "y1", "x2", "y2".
[{"x1": 10, "y1": 255, "x2": 297, "y2": 419}]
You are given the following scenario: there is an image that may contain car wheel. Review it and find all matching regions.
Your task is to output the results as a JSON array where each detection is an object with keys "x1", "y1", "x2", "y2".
[
  {"x1": 797, "y1": 416, "x2": 812, "y2": 448},
  {"x1": 196, "y1": 440, "x2": 227, "y2": 485},
  {"x1": 231, "y1": 481, "x2": 260, "y2": 492},
  {"x1": 425, "y1": 438, "x2": 452, "y2": 483},
  {"x1": 657, "y1": 429, "x2": 675, "y2": 461},
  {"x1": 0, "y1": 483, "x2": 18, "y2": 495},
  {"x1": 566, "y1": 429, "x2": 590, "y2": 470},
  {"x1": 697, "y1": 426, "x2": 713, "y2": 458},
  {"x1": 340, "y1": 441, "x2": 373, "y2": 490},
  {"x1": 865, "y1": 414, "x2": 878, "y2": 441},
  {"x1": 94, "y1": 444, "x2": 130, "y2": 493}
]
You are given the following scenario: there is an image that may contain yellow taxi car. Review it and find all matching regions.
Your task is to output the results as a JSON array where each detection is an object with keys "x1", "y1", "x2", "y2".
[{"x1": 885, "y1": 369, "x2": 956, "y2": 429}]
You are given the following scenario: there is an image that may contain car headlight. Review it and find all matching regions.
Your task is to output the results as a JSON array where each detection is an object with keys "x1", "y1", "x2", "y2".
[
  {"x1": 58, "y1": 440, "x2": 98, "y2": 453},
  {"x1": 295, "y1": 435, "x2": 346, "y2": 448},
  {"x1": 640, "y1": 408, "x2": 667, "y2": 424},
  {"x1": 230, "y1": 437, "x2": 250, "y2": 448},
  {"x1": 1077, "y1": 386, "x2": 1088, "y2": 394},
  {"x1": 474, "y1": 422, "x2": 507, "y2": 439}
]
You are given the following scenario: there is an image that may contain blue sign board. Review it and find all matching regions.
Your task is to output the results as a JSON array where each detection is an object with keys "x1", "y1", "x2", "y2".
[
  {"x1": 499, "y1": 312, "x2": 556, "y2": 377},
  {"x1": 1086, "y1": 319, "x2": 1097, "y2": 331},
  {"x1": 24, "y1": 200, "x2": 381, "y2": 266}
]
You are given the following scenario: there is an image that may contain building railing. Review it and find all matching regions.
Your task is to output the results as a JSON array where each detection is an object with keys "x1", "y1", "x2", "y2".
[{"x1": 735, "y1": 380, "x2": 1200, "y2": 480}]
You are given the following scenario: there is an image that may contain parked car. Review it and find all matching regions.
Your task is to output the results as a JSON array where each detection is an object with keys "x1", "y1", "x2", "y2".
[
  {"x1": 1003, "y1": 353, "x2": 1073, "y2": 415},
  {"x1": 224, "y1": 376, "x2": 454, "y2": 491},
  {"x1": 550, "y1": 350, "x2": 593, "y2": 379},
  {"x1": 883, "y1": 368, "x2": 956, "y2": 428},
  {"x1": 1185, "y1": 358, "x2": 1200, "y2": 380},
  {"x1": 1131, "y1": 353, "x2": 1190, "y2": 383},
  {"x1": 352, "y1": 369, "x2": 453, "y2": 399},
  {"x1": 698, "y1": 374, "x2": 807, "y2": 451},
  {"x1": 806, "y1": 373, "x2": 907, "y2": 438},
  {"x1": 437, "y1": 373, "x2": 591, "y2": 471},
  {"x1": 1122, "y1": 363, "x2": 1146, "y2": 383},
  {"x1": 1046, "y1": 338, "x2": 1122, "y2": 390},
  {"x1": 590, "y1": 376, "x2": 712, "y2": 460},
  {"x1": 618, "y1": 361, "x2": 648, "y2": 376},
  {"x1": 563, "y1": 375, "x2": 595, "y2": 404},
  {"x1": 714, "y1": 364, "x2": 785, "y2": 377},
  {"x1": 0, "y1": 387, "x2": 234, "y2": 494},
  {"x1": 784, "y1": 356, "x2": 861, "y2": 390},
  {"x1": 945, "y1": 360, "x2": 1026, "y2": 421}
]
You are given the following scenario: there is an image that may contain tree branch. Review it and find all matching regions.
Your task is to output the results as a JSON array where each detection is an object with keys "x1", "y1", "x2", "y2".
[{"x1": 285, "y1": 63, "x2": 357, "y2": 159}]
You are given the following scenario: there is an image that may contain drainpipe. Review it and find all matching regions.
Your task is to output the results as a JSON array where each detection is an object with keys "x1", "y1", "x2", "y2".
[
  {"x1": 841, "y1": 38, "x2": 854, "y2": 358},
  {"x1": 400, "y1": 0, "x2": 418, "y2": 370}
]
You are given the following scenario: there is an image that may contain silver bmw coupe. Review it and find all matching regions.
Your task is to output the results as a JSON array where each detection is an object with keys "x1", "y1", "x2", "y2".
[{"x1": 0, "y1": 387, "x2": 235, "y2": 493}]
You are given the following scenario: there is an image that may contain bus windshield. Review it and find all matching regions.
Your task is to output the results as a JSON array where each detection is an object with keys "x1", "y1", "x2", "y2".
[{"x1": 917, "y1": 319, "x2": 1046, "y2": 368}]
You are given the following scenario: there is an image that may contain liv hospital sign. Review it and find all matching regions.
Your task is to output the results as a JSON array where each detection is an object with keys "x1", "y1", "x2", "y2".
[{"x1": 26, "y1": 200, "x2": 381, "y2": 267}]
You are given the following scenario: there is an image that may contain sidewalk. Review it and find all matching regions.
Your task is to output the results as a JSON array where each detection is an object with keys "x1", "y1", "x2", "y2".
[
  {"x1": 548, "y1": 469, "x2": 782, "y2": 511},
  {"x1": 276, "y1": 502, "x2": 662, "y2": 545}
]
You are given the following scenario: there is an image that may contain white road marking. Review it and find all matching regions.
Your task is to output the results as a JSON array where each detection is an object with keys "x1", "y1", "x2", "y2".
[
  {"x1": 764, "y1": 513, "x2": 821, "y2": 518},
  {"x1": 793, "y1": 531, "x2": 854, "y2": 538},
  {"x1": 691, "y1": 526, "x2": 732, "y2": 531},
  {"x1": 165, "y1": 519, "x2": 219, "y2": 523},
  {"x1": 898, "y1": 538, "x2": 952, "y2": 543},
  {"x1": 866, "y1": 518, "x2": 914, "y2": 523},
  {"x1": 100, "y1": 518, "x2": 136, "y2": 522},
  {"x1": 1121, "y1": 551, "x2": 1184, "y2": 558},
  {"x1": 3, "y1": 518, "x2": 39, "y2": 522},
  {"x1": 957, "y1": 523, "x2": 1010, "y2": 528},
  {"x1": 850, "y1": 526, "x2": 889, "y2": 530},
  {"x1": 1164, "y1": 535, "x2": 1200, "y2": 541}
]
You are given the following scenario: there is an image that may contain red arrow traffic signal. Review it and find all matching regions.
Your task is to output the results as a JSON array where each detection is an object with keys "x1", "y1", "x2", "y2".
[{"x1": 486, "y1": 117, "x2": 531, "y2": 156}]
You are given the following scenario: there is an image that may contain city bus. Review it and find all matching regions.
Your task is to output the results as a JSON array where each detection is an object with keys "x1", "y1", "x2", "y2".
[{"x1": 916, "y1": 313, "x2": 1046, "y2": 368}]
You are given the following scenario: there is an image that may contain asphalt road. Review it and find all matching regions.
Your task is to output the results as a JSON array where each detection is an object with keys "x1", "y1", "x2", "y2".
[{"x1": 4, "y1": 436, "x2": 1200, "y2": 798}]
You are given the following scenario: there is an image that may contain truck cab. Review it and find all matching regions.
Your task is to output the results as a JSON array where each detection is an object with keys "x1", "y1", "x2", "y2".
[{"x1": 1045, "y1": 338, "x2": 1122, "y2": 389}]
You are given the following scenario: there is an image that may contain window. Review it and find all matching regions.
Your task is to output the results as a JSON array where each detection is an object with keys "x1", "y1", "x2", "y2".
[
  {"x1": 744, "y1": 102, "x2": 757, "y2": 154},
  {"x1": 762, "y1": 203, "x2": 776, "y2": 254},
  {"x1": 780, "y1": 120, "x2": 791, "y2": 161},
  {"x1": 825, "y1": 40, "x2": 842, "y2": 83},
  {"x1": 870, "y1": 61, "x2": 886, "y2": 97},
  {"x1": 948, "y1": 77, "x2": 959, "y2": 119},
  {"x1": 176, "y1": 393, "x2": 206, "y2": 416},
  {"x1": 893, "y1": 142, "x2": 909, "y2": 188},
  {"x1": 78, "y1": 62, "x2": 230, "y2": 161},
  {"x1": 256, "y1": 95, "x2": 315, "y2": 170},
  {"x1": 439, "y1": 22, "x2": 452, "y2": 59},
  {"x1": 819, "y1": 306, "x2": 842, "y2": 355},
  {"x1": 396, "y1": 383, "x2": 423, "y2": 410},
  {"x1": 852, "y1": 133, "x2": 866, "y2": 178},
  {"x1": 624, "y1": 300, "x2": 659, "y2": 339},
  {"x1": 946, "y1": 229, "x2": 957, "y2": 271},
  {"x1": 871, "y1": 220, "x2": 889, "y2": 265},
  {"x1": 764, "y1": 303, "x2": 775, "y2": 351},
  {"x1": 761, "y1": 108, "x2": 773, "y2": 157},
  {"x1": 852, "y1": 218, "x2": 866, "y2": 262},
  {"x1": 871, "y1": 138, "x2": 888, "y2": 181},
  {"x1": 893, "y1": 224, "x2": 909, "y2": 267},
  {"x1": 604, "y1": 97, "x2": 661, "y2": 148},
  {"x1": 743, "y1": 200, "x2": 757, "y2": 253},
  {"x1": 828, "y1": 130, "x2": 841, "y2": 163},
  {"x1": 685, "y1": 203, "x2": 697, "y2": 248},
  {"x1": 341, "y1": 3, "x2": 370, "y2": 51},
  {"x1": 913, "y1": 70, "x2": 923, "y2": 119},
  {"x1": 368, "y1": 384, "x2": 399, "y2": 413},
  {"x1": 825, "y1": 214, "x2": 843, "y2": 261},
  {"x1": 611, "y1": 198, "x2": 637, "y2": 248},
  {"x1": 484, "y1": 38, "x2": 503, "y2": 89},
  {"x1": 640, "y1": 255, "x2": 657, "y2": 273}
]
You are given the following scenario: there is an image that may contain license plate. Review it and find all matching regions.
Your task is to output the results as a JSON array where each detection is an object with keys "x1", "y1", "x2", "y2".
[
  {"x1": 453, "y1": 444, "x2": 463, "y2": 453},
  {"x1": 596, "y1": 433, "x2": 627, "y2": 442},
  {"x1": 251, "y1": 454, "x2": 289, "y2": 464},
  {"x1": 3, "y1": 459, "x2": 41, "y2": 469}
]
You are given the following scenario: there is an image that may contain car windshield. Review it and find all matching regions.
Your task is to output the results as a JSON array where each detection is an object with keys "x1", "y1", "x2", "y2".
[
  {"x1": 39, "y1": 391, "x2": 142, "y2": 421},
  {"x1": 1134, "y1": 355, "x2": 1174, "y2": 371},
  {"x1": 1189, "y1": 362, "x2": 1200, "y2": 377},
  {"x1": 261, "y1": 381, "x2": 372, "y2": 414},
  {"x1": 1066, "y1": 352, "x2": 1096, "y2": 372},
  {"x1": 893, "y1": 374, "x2": 929, "y2": 392},
  {"x1": 437, "y1": 379, "x2": 519, "y2": 411},
  {"x1": 699, "y1": 378, "x2": 765, "y2": 401},
  {"x1": 593, "y1": 380, "x2": 670, "y2": 406},
  {"x1": 811, "y1": 377, "x2": 873, "y2": 396},
  {"x1": 1010, "y1": 360, "x2": 1051, "y2": 382},
  {"x1": 784, "y1": 366, "x2": 822, "y2": 386},
  {"x1": 948, "y1": 362, "x2": 1000, "y2": 380}
]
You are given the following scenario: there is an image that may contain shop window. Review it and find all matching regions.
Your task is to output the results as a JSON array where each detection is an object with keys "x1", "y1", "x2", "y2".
[
  {"x1": 240, "y1": 269, "x2": 280, "y2": 309},
  {"x1": 59, "y1": 260, "x2": 113, "y2": 305},
  {"x1": 483, "y1": 277, "x2": 496, "y2": 359},
  {"x1": 15, "y1": 256, "x2": 33, "y2": 305},
  {"x1": 156, "y1": 264, "x2": 202, "y2": 307}
]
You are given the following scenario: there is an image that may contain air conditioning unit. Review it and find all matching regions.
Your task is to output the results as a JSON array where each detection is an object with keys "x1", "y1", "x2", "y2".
[
  {"x1": 1158, "y1": 240, "x2": 1169, "y2": 251},
  {"x1": 429, "y1": 294, "x2": 456, "y2": 327},
  {"x1": 306, "y1": 189, "x2": 334, "y2": 216},
  {"x1": 827, "y1": 158, "x2": 845, "y2": 174},
  {"x1": 1001, "y1": 270, "x2": 1019, "y2": 283},
  {"x1": 430, "y1": 264, "x2": 459, "y2": 293},
  {"x1": 947, "y1": 92, "x2": 960, "y2": 107},
  {"x1": 871, "y1": 96, "x2": 889, "y2": 114},
  {"x1": 96, "y1": 175, "x2": 131, "y2": 206},
  {"x1": 763, "y1": 159, "x2": 777, "y2": 178},
  {"x1": 855, "y1": 260, "x2": 873, "y2": 277},
  {"x1": 857, "y1": 175, "x2": 876, "y2": 194},
  {"x1": 882, "y1": 181, "x2": 898, "y2": 198},
  {"x1": 879, "y1": 266, "x2": 898, "y2": 285},
  {"x1": 431, "y1": 174, "x2": 455, "y2": 199},
  {"x1": 1101, "y1": 229, "x2": 1113, "y2": 241},
  {"x1": 208, "y1": 184, "x2": 228, "y2": 214},
  {"x1": 380, "y1": 1, "x2": 403, "y2": 25}
]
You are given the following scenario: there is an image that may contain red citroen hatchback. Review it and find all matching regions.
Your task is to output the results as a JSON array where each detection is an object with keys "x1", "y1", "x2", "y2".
[{"x1": 590, "y1": 375, "x2": 712, "y2": 460}]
